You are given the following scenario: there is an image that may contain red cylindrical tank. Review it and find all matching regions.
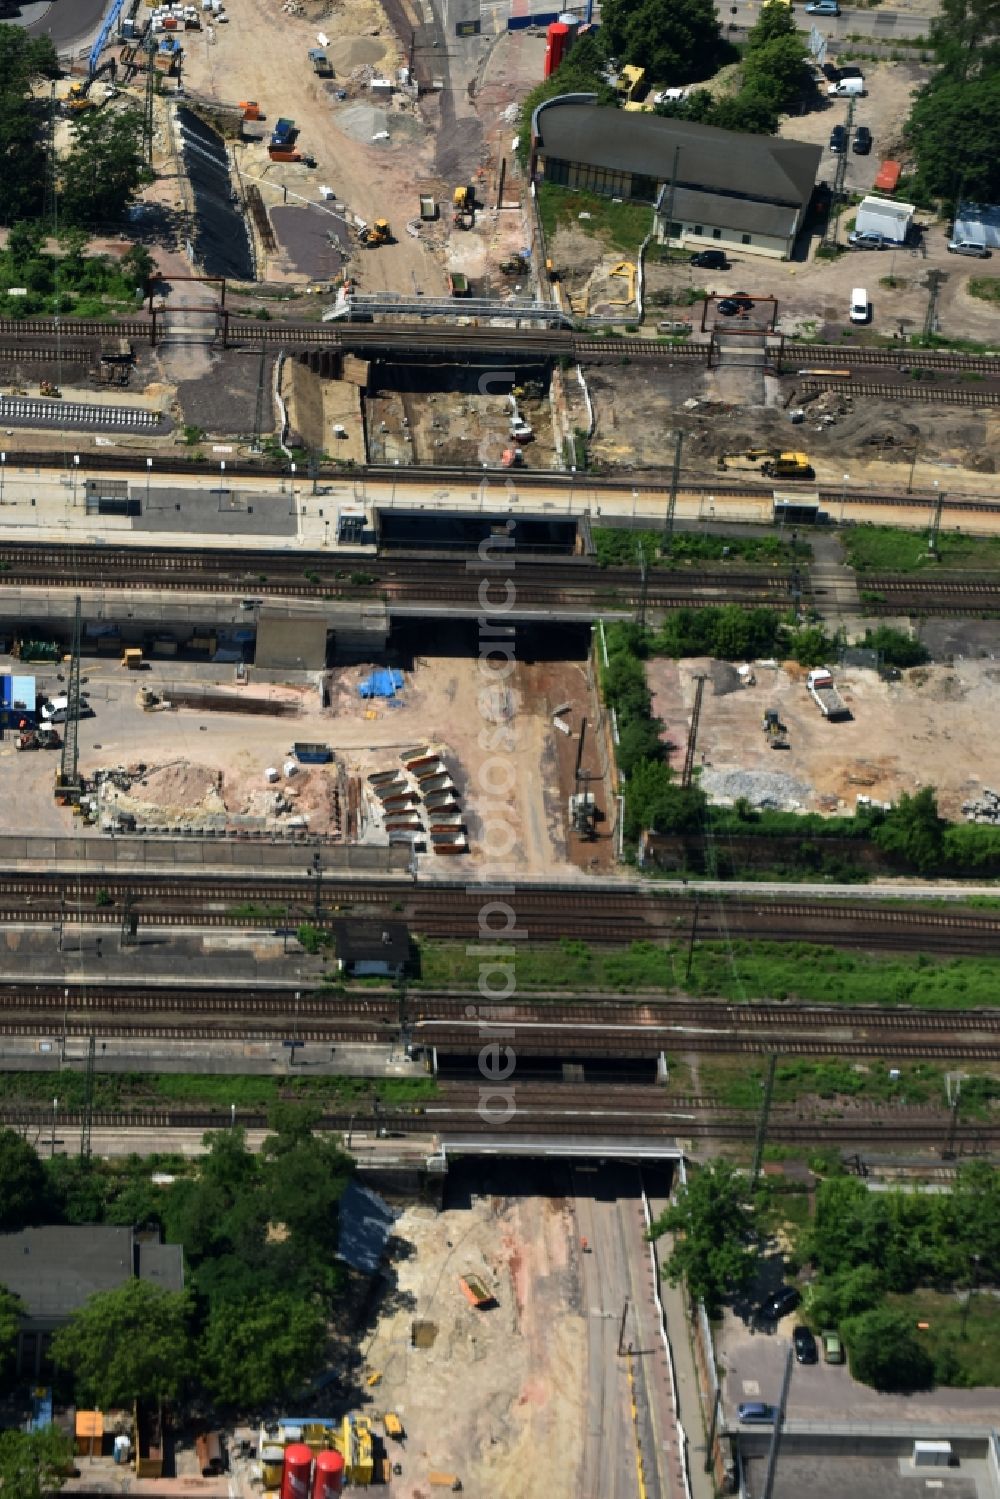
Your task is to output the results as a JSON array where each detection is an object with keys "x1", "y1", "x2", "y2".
[
  {"x1": 281, "y1": 1445, "x2": 313, "y2": 1499},
  {"x1": 312, "y1": 1449, "x2": 345, "y2": 1499},
  {"x1": 543, "y1": 21, "x2": 571, "y2": 78}
]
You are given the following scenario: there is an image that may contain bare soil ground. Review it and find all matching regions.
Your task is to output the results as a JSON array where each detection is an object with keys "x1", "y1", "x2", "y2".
[
  {"x1": 7, "y1": 652, "x2": 604, "y2": 875},
  {"x1": 583, "y1": 362, "x2": 998, "y2": 482},
  {"x1": 364, "y1": 384, "x2": 557, "y2": 468},
  {"x1": 361, "y1": 1181, "x2": 587, "y2": 1499},
  {"x1": 647, "y1": 656, "x2": 1000, "y2": 820}
]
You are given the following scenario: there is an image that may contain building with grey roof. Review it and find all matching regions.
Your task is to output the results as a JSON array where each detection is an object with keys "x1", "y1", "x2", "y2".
[
  {"x1": 0, "y1": 1225, "x2": 184, "y2": 1376},
  {"x1": 531, "y1": 97, "x2": 822, "y2": 260}
]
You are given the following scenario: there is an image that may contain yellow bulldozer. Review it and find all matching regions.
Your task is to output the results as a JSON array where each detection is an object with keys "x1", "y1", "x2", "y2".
[
  {"x1": 453, "y1": 184, "x2": 474, "y2": 229},
  {"x1": 719, "y1": 448, "x2": 814, "y2": 480},
  {"x1": 359, "y1": 219, "x2": 391, "y2": 247}
]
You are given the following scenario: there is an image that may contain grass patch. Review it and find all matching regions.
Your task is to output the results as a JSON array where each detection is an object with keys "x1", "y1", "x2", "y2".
[
  {"x1": 592, "y1": 528, "x2": 811, "y2": 568},
  {"x1": 886, "y1": 1289, "x2": 1000, "y2": 1387},
  {"x1": 843, "y1": 524, "x2": 1000, "y2": 573},
  {"x1": 417, "y1": 938, "x2": 670, "y2": 992},
  {"x1": 701, "y1": 1057, "x2": 946, "y2": 1110},
  {"x1": 683, "y1": 940, "x2": 1000, "y2": 1010},
  {"x1": 968, "y1": 278, "x2": 1000, "y2": 306},
  {"x1": 0, "y1": 1071, "x2": 438, "y2": 1113},
  {"x1": 537, "y1": 183, "x2": 654, "y2": 257}
]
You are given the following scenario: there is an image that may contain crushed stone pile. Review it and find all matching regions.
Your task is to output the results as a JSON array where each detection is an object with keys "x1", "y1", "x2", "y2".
[{"x1": 701, "y1": 767, "x2": 811, "y2": 811}]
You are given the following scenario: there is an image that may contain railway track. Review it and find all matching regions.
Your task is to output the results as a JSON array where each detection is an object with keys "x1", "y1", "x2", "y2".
[
  {"x1": 801, "y1": 379, "x2": 1000, "y2": 409},
  {"x1": 861, "y1": 573, "x2": 1000, "y2": 616},
  {"x1": 2, "y1": 1100, "x2": 996, "y2": 1146},
  {"x1": 2, "y1": 876, "x2": 1000, "y2": 954}
]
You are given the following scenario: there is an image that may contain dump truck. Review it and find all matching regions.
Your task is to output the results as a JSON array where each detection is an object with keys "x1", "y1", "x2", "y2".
[
  {"x1": 308, "y1": 48, "x2": 333, "y2": 76},
  {"x1": 448, "y1": 271, "x2": 470, "y2": 297},
  {"x1": 239, "y1": 99, "x2": 264, "y2": 120},
  {"x1": 806, "y1": 667, "x2": 851, "y2": 721},
  {"x1": 121, "y1": 648, "x2": 143, "y2": 670},
  {"x1": 270, "y1": 116, "x2": 296, "y2": 147},
  {"x1": 458, "y1": 1274, "x2": 495, "y2": 1308},
  {"x1": 419, "y1": 194, "x2": 437, "y2": 220},
  {"x1": 453, "y1": 184, "x2": 474, "y2": 228},
  {"x1": 268, "y1": 146, "x2": 316, "y2": 164}
]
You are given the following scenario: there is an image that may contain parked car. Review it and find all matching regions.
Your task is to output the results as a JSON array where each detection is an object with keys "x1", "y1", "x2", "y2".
[
  {"x1": 822, "y1": 1330, "x2": 845, "y2": 1364},
  {"x1": 948, "y1": 238, "x2": 991, "y2": 257},
  {"x1": 691, "y1": 249, "x2": 730, "y2": 270},
  {"x1": 737, "y1": 1402, "x2": 777, "y2": 1424},
  {"x1": 849, "y1": 287, "x2": 870, "y2": 324},
  {"x1": 793, "y1": 1325, "x2": 818, "y2": 1364},
  {"x1": 830, "y1": 124, "x2": 847, "y2": 154},
  {"x1": 41, "y1": 695, "x2": 92, "y2": 724},
  {"x1": 821, "y1": 61, "x2": 840, "y2": 82},
  {"x1": 805, "y1": 0, "x2": 840, "y2": 12},
  {"x1": 759, "y1": 1285, "x2": 801, "y2": 1322},
  {"x1": 848, "y1": 230, "x2": 887, "y2": 250},
  {"x1": 853, "y1": 125, "x2": 872, "y2": 154},
  {"x1": 838, "y1": 64, "x2": 864, "y2": 78}
]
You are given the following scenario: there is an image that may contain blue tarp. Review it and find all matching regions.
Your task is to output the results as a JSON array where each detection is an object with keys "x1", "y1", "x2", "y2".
[
  {"x1": 0, "y1": 676, "x2": 11, "y2": 709},
  {"x1": 337, "y1": 1179, "x2": 398, "y2": 1275},
  {"x1": 12, "y1": 675, "x2": 35, "y2": 711},
  {"x1": 359, "y1": 669, "x2": 404, "y2": 700}
]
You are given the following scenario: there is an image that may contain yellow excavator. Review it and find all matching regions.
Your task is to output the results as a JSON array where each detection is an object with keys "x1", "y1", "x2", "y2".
[
  {"x1": 719, "y1": 448, "x2": 814, "y2": 479},
  {"x1": 66, "y1": 80, "x2": 97, "y2": 113}
]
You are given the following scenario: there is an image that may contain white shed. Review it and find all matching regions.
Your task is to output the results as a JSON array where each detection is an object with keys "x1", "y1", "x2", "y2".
[{"x1": 854, "y1": 195, "x2": 914, "y2": 244}]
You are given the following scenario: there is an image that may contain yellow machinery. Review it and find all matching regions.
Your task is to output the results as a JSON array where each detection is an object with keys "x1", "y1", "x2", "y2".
[
  {"x1": 66, "y1": 81, "x2": 96, "y2": 113},
  {"x1": 121, "y1": 648, "x2": 143, "y2": 670},
  {"x1": 608, "y1": 260, "x2": 636, "y2": 306},
  {"x1": 453, "y1": 184, "x2": 474, "y2": 229},
  {"x1": 360, "y1": 219, "x2": 391, "y2": 247},
  {"x1": 340, "y1": 1415, "x2": 374, "y2": 1486},
  {"x1": 383, "y1": 1413, "x2": 404, "y2": 1441},
  {"x1": 719, "y1": 448, "x2": 813, "y2": 479}
]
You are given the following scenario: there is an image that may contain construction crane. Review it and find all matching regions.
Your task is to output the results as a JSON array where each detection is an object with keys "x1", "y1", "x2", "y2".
[
  {"x1": 56, "y1": 596, "x2": 83, "y2": 801},
  {"x1": 681, "y1": 674, "x2": 707, "y2": 788}
]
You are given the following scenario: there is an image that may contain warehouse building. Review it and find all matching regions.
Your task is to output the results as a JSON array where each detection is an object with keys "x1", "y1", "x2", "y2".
[{"x1": 531, "y1": 97, "x2": 822, "y2": 260}]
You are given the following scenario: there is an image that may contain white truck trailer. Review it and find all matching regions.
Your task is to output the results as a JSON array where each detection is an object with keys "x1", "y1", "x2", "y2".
[{"x1": 806, "y1": 667, "x2": 851, "y2": 721}]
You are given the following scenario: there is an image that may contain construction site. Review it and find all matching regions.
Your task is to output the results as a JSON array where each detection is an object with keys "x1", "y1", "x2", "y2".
[{"x1": 0, "y1": 623, "x2": 611, "y2": 875}]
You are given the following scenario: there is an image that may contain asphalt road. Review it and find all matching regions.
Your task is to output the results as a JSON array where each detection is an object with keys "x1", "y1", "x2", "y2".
[
  {"x1": 720, "y1": 1, "x2": 933, "y2": 40},
  {"x1": 16, "y1": 0, "x2": 110, "y2": 51}
]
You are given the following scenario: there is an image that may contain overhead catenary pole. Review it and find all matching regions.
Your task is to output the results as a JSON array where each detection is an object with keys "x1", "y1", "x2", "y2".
[
  {"x1": 751, "y1": 1053, "x2": 778, "y2": 1186},
  {"x1": 760, "y1": 1346, "x2": 794, "y2": 1499},
  {"x1": 664, "y1": 431, "x2": 683, "y2": 554}
]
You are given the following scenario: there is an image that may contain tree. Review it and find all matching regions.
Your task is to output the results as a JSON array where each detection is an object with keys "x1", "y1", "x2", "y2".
[
  {"x1": 746, "y1": 0, "x2": 799, "y2": 47},
  {"x1": 742, "y1": 34, "x2": 811, "y2": 114},
  {"x1": 857, "y1": 625, "x2": 929, "y2": 669},
  {"x1": 706, "y1": 93, "x2": 779, "y2": 135},
  {"x1": 0, "y1": 1285, "x2": 22, "y2": 1374},
  {"x1": 929, "y1": 0, "x2": 1000, "y2": 81},
  {"x1": 906, "y1": 74, "x2": 1000, "y2": 204},
  {"x1": 844, "y1": 1306, "x2": 934, "y2": 1391},
  {"x1": 59, "y1": 109, "x2": 152, "y2": 228},
  {"x1": 601, "y1": 0, "x2": 729, "y2": 85},
  {"x1": 0, "y1": 1130, "x2": 49, "y2": 1231},
  {"x1": 50, "y1": 1279, "x2": 192, "y2": 1405},
  {"x1": 0, "y1": 1428, "x2": 73, "y2": 1499},
  {"x1": 874, "y1": 787, "x2": 946, "y2": 873},
  {"x1": 0, "y1": 28, "x2": 59, "y2": 225},
  {"x1": 617, "y1": 715, "x2": 666, "y2": 775},
  {"x1": 804, "y1": 1264, "x2": 882, "y2": 1329},
  {"x1": 200, "y1": 1293, "x2": 327, "y2": 1407},
  {"x1": 649, "y1": 1160, "x2": 757, "y2": 1314}
]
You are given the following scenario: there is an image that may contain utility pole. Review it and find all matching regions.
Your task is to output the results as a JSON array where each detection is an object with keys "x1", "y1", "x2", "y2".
[
  {"x1": 750, "y1": 1053, "x2": 778, "y2": 1186},
  {"x1": 79, "y1": 1035, "x2": 96, "y2": 1161},
  {"x1": 681, "y1": 673, "x2": 707, "y2": 788},
  {"x1": 664, "y1": 431, "x2": 683, "y2": 556},
  {"x1": 58, "y1": 596, "x2": 83, "y2": 798},
  {"x1": 684, "y1": 898, "x2": 700, "y2": 985},
  {"x1": 617, "y1": 1298, "x2": 630, "y2": 1357},
  {"x1": 120, "y1": 889, "x2": 138, "y2": 948},
  {"x1": 251, "y1": 340, "x2": 268, "y2": 452},
  {"x1": 43, "y1": 82, "x2": 58, "y2": 234},
  {"x1": 143, "y1": 37, "x2": 157, "y2": 165},
  {"x1": 760, "y1": 1347, "x2": 794, "y2": 1499},
  {"x1": 923, "y1": 268, "x2": 944, "y2": 341},
  {"x1": 823, "y1": 96, "x2": 855, "y2": 251},
  {"x1": 636, "y1": 535, "x2": 648, "y2": 631}
]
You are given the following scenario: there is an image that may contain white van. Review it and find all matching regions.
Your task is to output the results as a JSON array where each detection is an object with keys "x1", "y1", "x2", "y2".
[
  {"x1": 41, "y1": 695, "x2": 91, "y2": 724},
  {"x1": 828, "y1": 77, "x2": 865, "y2": 97},
  {"x1": 849, "y1": 288, "x2": 869, "y2": 324}
]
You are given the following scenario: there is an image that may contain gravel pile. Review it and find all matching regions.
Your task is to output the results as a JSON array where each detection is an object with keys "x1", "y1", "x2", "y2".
[{"x1": 701, "y1": 767, "x2": 811, "y2": 810}]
